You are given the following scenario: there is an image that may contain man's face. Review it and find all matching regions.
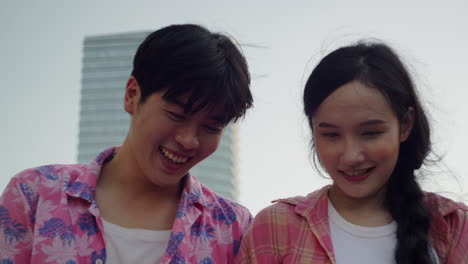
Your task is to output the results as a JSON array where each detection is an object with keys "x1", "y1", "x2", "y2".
[{"x1": 124, "y1": 78, "x2": 226, "y2": 188}]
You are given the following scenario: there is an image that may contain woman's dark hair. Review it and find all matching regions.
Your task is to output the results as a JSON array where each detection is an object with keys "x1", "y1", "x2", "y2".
[
  {"x1": 303, "y1": 42, "x2": 436, "y2": 264},
  {"x1": 132, "y1": 24, "x2": 253, "y2": 124}
]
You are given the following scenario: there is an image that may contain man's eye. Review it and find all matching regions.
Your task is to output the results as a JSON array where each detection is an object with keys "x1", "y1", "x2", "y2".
[
  {"x1": 166, "y1": 111, "x2": 185, "y2": 121},
  {"x1": 204, "y1": 125, "x2": 223, "y2": 134}
]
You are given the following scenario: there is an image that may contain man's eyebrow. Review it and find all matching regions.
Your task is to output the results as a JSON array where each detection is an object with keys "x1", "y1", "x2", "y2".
[
  {"x1": 165, "y1": 99, "x2": 227, "y2": 124},
  {"x1": 210, "y1": 116, "x2": 227, "y2": 124},
  {"x1": 165, "y1": 98, "x2": 185, "y2": 108}
]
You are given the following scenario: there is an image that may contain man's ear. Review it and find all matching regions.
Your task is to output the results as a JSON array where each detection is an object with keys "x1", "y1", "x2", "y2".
[
  {"x1": 400, "y1": 106, "x2": 415, "y2": 143},
  {"x1": 124, "y1": 76, "x2": 141, "y2": 115}
]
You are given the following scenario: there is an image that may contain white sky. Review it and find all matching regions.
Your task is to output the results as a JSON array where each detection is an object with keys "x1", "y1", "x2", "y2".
[{"x1": 1, "y1": 0, "x2": 467, "y2": 215}]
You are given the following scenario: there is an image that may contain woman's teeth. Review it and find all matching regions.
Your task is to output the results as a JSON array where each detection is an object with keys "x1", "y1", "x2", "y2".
[{"x1": 342, "y1": 169, "x2": 370, "y2": 177}]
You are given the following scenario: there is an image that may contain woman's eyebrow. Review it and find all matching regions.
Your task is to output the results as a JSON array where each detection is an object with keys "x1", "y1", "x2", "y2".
[
  {"x1": 317, "y1": 122, "x2": 338, "y2": 128},
  {"x1": 317, "y1": 119, "x2": 386, "y2": 128},
  {"x1": 359, "y1": 119, "x2": 385, "y2": 126}
]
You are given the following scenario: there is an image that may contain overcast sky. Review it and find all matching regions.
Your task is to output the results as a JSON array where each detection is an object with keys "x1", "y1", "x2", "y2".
[{"x1": 1, "y1": 0, "x2": 467, "y2": 214}]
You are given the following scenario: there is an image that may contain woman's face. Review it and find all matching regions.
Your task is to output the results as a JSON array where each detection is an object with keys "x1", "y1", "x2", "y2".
[{"x1": 311, "y1": 80, "x2": 412, "y2": 202}]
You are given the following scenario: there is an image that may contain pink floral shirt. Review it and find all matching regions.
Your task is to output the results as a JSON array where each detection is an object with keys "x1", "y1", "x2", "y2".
[
  {"x1": 236, "y1": 185, "x2": 468, "y2": 264},
  {"x1": 0, "y1": 146, "x2": 252, "y2": 264}
]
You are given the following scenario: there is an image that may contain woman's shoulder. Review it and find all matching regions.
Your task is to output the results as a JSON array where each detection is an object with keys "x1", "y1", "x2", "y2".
[
  {"x1": 254, "y1": 199, "x2": 300, "y2": 221},
  {"x1": 425, "y1": 193, "x2": 468, "y2": 262},
  {"x1": 423, "y1": 192, "x2": 468, "y2": 217},
  {"x1": 240, "y1": 187, "x2": 333, "y2": 262}
]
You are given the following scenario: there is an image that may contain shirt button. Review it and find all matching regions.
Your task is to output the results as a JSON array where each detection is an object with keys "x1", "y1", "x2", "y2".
[{"x1": 95, "y1": 259, "x2": 103, "y2": 264}]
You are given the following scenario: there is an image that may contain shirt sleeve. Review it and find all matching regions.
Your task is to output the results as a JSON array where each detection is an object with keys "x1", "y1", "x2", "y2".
[
  {"x1": 238, "y1": 205, "x2": 253, "y2": 237},
  {"x1": 446, "y1": 208, "x2": 468, "y2": 264},
  {"x1": 0, "y1": 170, "x2": 38, "y2": 263},
  {"x1": 235, "y1": 206, "x2": 283, "y2": 264}
]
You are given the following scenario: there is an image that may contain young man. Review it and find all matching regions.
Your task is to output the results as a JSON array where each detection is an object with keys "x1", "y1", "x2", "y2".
[{"x1": 0, "y1": 24, "x2": 253, "y2": 263}]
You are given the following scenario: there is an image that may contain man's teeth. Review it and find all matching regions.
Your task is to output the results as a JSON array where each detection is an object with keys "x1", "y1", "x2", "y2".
[{"x1": 160, "y1": 147, "x2": 189, "y2": 164}]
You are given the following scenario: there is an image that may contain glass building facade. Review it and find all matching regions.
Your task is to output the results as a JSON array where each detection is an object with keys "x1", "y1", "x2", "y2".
[{"x1": 78, "y1": 32, "x2": 239, "y2": 200}]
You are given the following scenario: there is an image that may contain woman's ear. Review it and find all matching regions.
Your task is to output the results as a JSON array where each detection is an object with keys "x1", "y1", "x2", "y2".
[{"x1": 399, "y1": 106, "x2": 415, "y2": 143}]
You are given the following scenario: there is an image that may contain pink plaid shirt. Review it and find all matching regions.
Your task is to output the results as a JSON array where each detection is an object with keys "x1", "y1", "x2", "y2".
[
  {"x1": 236, "y1": 185, "x2": 468, "y2": 264},
  {"x1": 0, "y1": 146, "x2": 252, "y2": 264}
]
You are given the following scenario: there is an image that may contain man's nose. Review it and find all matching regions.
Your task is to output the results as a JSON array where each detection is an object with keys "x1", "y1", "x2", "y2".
[{"x1": 175, "y1": 125, "x2": 200, "y2": 150}]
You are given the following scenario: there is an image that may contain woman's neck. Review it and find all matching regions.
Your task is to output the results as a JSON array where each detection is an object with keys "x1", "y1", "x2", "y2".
[{"x1": 327, "y1": 185, "x2": 393, "y2": 227}]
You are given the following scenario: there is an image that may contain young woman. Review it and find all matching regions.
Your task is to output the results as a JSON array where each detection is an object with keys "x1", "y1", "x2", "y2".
[{"x1": 236, "y1": 42, "x2": 468, "y2": 264}]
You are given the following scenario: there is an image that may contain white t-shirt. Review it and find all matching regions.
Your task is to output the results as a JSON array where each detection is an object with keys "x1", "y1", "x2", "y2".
[
  {"x1": 328, "y1": 200, "x2": 439, "y2": 264},
  {"x1": 101, "y1": 218, "x2": 171, "y2": 264},
  {"x1": 328, "y1": 199, "x2": 398, "y2": 264}
]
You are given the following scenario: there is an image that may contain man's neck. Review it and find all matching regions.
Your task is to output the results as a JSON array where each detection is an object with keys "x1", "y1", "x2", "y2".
[{"x1": 95, "y1": 145, "x2": 183, "y2": 230}]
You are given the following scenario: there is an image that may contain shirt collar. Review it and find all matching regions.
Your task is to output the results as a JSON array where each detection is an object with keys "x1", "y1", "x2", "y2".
[
  {"x1": 64, "y1": 146, "x2": 118, "y2": 204},
  {"x1": 273, "y1": 185, "x2": 330, "y2": 218},
  {"x1": 177, "y1": 172, "x2": 206, "y2": 210}
]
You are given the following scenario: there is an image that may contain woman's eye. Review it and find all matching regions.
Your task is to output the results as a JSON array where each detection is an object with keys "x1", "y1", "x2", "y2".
[
  {"x1": 363, "y1": 131, "x2": 383, "y2": 137},
  {"x1": 321, "y1": 132, "x2": 339, "y2": 138}
]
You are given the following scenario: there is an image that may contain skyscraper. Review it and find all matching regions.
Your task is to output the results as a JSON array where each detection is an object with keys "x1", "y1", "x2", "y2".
[{"x1": 78, "y1": 32, "x2": 239, "y2": 200}]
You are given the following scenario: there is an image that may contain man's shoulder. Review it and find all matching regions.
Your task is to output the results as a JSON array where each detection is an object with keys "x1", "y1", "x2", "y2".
[
  {"x1": 17, "y1": 163, "x2": 88, "y2": 180},
  {"x1": 1, "y1": 163, "x2": 93, "y2": 220},
  {"x1": 9, "y1": 163, "x2": 92, "y2": 194}
]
